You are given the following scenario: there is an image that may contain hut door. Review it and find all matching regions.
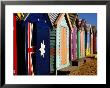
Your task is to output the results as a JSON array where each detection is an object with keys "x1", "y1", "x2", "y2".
[
  {"x1": 61, "y1": 27, "x2": 67, "y2": 65},
  {"x1": 71, "y1": 27, "x2": 77, "y2": 61},
  {"x1": 36, "y1": 27, "x2": 50, "y2": 75}
]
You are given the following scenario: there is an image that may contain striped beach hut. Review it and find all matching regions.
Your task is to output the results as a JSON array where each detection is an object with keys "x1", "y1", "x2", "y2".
[{"x1": 48, "y1": 13, "x2": 59, "y2": 74}]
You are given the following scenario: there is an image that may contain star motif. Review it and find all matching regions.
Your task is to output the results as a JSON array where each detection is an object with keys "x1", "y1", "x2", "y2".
[{"x1": 39, "y1": 40, "x2": 45, "y2": 58}]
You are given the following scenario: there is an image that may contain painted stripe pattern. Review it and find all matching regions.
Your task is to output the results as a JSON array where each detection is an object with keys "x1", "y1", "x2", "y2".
[{"x1": 28, "y1": 22, "x2": 34, "y2": 75}]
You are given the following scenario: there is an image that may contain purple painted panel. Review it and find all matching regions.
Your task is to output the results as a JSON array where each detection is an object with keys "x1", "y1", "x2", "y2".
[{"x1": 71, "y1": 27, "x2": 77, "y2": 61}]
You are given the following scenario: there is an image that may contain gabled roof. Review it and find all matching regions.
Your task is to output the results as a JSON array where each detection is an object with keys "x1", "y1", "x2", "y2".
[
  {"x1": 65, "y1": 13, "x2": 73, "y2": 30},
  {"x1": 15, "y1": 13, "x2": 29, "y2": 21},
  {"x1": 54, "y1": 13, "x2": 65, "y2": 27},
  {"x1": 68, "y1": 13, "x2": 78, "y2": 26},
  {"x1": 24, "y1": 13, "x2": 30, "y2": 21},
  {"x1": 86, "y1": 24, "x2": 92, "y2": 31},
  {"x1": 52, "y1": 13, "x2": 73, "y2": 30},
  {"x1": 92, "y1": 26, "x2": 97, "y2": 34},
  {"x1": 48, "y1": 13, "x2": 60, "y2": 26},
  {"x1": 67, "y1": 13, "x2": 82, "y2": 30}
]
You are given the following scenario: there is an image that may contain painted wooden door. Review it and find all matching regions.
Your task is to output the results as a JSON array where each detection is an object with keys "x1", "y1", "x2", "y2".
[
  {"x1": 61, "y1": 27, "x2": 68, "y2": 64},
  {"x1": 80, "y1": 28, "x2": 85, "y2": 58},
  {"x1": 93, "y1": 30, "x2": 97, "y2": 54},
  {"x1": 91, "y1": 30, "x2": 93, "y2": 55},
  {"x1": 77, "y1": 30, "x2": 81, "y2": 59},
  {"x1": 86, "y1": 30, "x2": 91, "y2": 56},
  {"x1": 71, "y1": 27, "x2": 77, "y2": 61}
]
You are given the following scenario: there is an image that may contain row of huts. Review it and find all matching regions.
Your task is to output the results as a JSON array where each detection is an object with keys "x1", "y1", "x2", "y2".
[{"x1": 13, "y1": 13, "x2": 97, "y2": 75}]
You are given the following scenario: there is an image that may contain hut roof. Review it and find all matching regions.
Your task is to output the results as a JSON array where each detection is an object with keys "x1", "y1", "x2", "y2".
[{"x1": 48, "y1": 13, "x2": 60, "y2": 26}]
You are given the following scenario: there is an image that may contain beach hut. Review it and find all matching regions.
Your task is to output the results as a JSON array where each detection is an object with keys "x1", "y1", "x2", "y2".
[
  {"x1": 66, "y1": 13, "x2": 78, "y2": 66},
  {"x1": 13, "y1": 13, "x2": 28, "y2": 75},
  {"x1": 80, "y1": 19, "x2": 86, "y2": 59},
  {"x1": 25, "y1": 13, "x2": 52, "y2": 75},
  {"x1": 54, "y1": 13, "x2": 70, "y2": 71},
  {"x1": 77, "y1": 19, "x2": 82, "y2": 59},
  {"x1": 48, "y1": 13, "x2": 59, "y2": 74}
]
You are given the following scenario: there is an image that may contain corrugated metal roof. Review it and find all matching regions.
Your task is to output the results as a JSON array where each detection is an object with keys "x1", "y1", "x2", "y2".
[
  {"x1": 68, "y1": 13, "x2": 78, "y2": 24},
  {"x1": 48, "y1": 13, "x2": 59, "y2": 25}
]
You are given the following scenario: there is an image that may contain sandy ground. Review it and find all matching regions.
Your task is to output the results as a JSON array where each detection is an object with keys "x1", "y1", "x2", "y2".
[{"x1": 59, "y1": 58, "x2": 97, "y2": 75}]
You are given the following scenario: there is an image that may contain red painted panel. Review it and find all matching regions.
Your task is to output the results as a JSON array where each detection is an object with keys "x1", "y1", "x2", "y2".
[{"x1": 13, "y1": 14, "x2": 17, "y2": 75}]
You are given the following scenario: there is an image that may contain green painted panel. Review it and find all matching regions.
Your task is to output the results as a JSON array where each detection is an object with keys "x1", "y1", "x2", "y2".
[{"x1": 77, "y1": 30, "x2": 80, "y2": 59}]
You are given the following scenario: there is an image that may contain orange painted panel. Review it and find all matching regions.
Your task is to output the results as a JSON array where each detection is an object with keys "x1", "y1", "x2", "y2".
[
  {"x1": 61, "y1": 27, "x2": 67, "y2": 65},
  {"x1": 91, "y1": 34, "x2": 93, "y2": 55}
]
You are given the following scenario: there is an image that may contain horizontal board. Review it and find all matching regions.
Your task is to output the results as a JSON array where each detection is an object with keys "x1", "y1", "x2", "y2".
[
  {"x1": 50, "y1": 40, "x2": 56, "y2": 43},
  {"x1": 50, "y1": 37, "x2": 56, "y2": 40}
]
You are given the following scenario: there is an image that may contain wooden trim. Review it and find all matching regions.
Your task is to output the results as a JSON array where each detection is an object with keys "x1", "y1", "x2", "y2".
[
  {"x1": 65, "y1": 13, "x2": 73, "y2": 30},
  {"x1": 24, "y1": 13, "x2": 30, "y2": 21},
  {"x1": 54, "y1": 13, "x2": 65, "y2": 28}
]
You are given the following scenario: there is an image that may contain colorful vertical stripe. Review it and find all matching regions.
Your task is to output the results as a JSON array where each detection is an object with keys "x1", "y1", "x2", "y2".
[
  {"x1": 71, "y1": 27, "x2": 77, "y2": 61},
  {"x1": 50, "y1": 29, "x2": 56, "y2": 74},
  {"x1": 61, "y1": 27, "x2": 67, "y2": 64},
  {"x1": 77, "y1": 30, "x2": 80, "y2": 59},
  {"x1": 86, "y1": 27, "x2": 91, "y2": 56},
  {"x1": 91, "y1": 29, "x2": 93, "y2": 55},
  {"x1": 13, "y1": 14, "x2": 17, "y2": 75},
  {"x1": 80, "y1": 27, "x2": 85, "y2": 58},
  {"x1": 28, "y1": 22, "x2": 34, "y2": 75}
]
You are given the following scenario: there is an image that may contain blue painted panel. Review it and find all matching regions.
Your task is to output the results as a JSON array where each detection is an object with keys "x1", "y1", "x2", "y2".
[{"x1": 25, "y1": 13, "x2": 52, "y2": 75}]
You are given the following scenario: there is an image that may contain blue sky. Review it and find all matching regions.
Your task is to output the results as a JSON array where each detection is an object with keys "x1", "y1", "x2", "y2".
[{"x1": 78, "y1": 13, "x2": 97, "y2": 27}]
